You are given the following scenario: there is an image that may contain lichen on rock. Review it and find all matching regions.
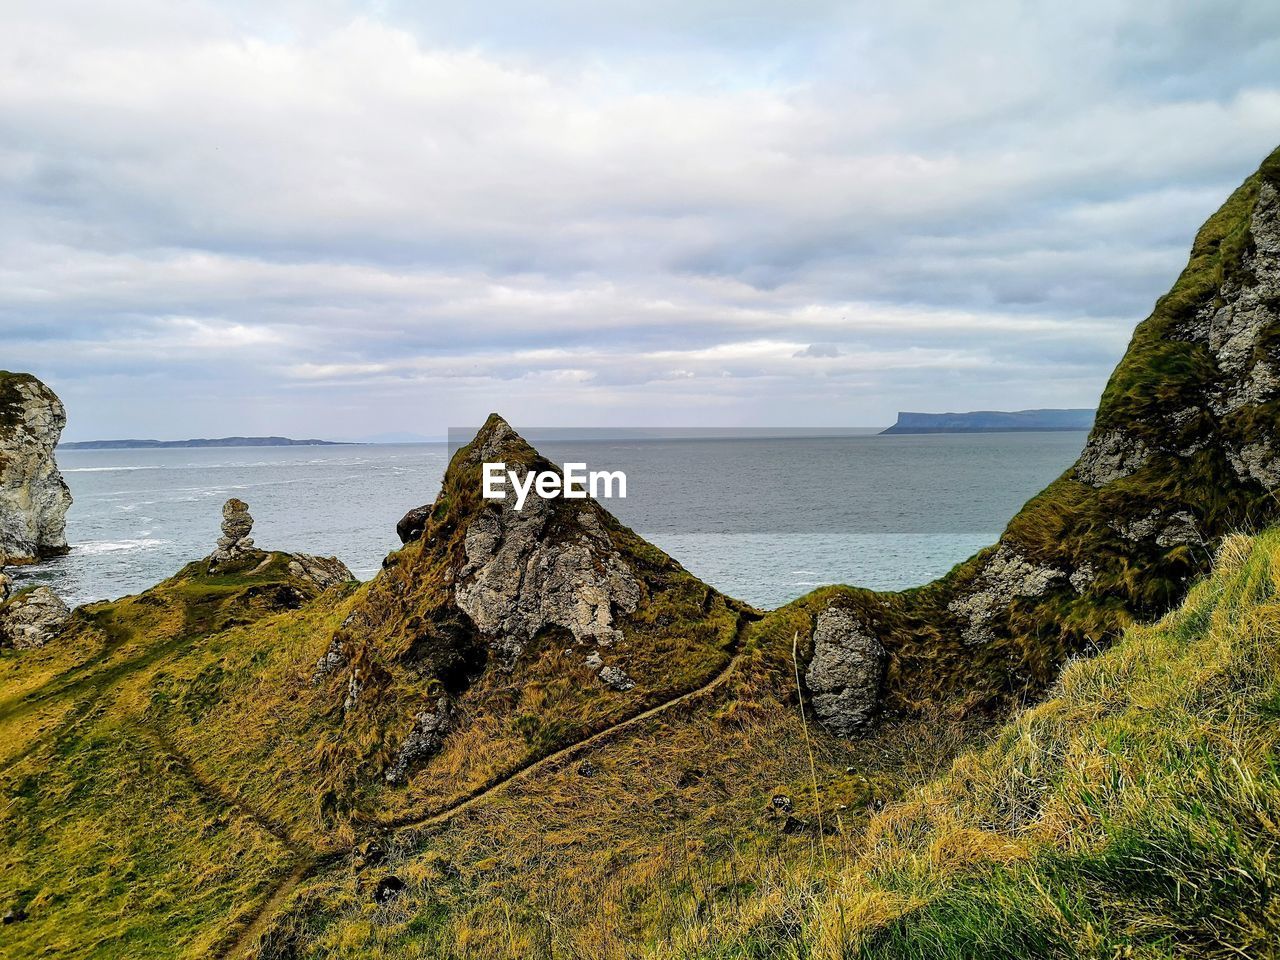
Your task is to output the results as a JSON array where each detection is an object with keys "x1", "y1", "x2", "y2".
[
  {"x1": 948, "y1": 546, "x2": 1066, "y2": 647},
  {"x1": 0, "y1": 585, "x2": 71, "y2": 649},
  {"x1": 1068, "y1": 562, "x2": 1097, "y2": 593},
  {"x1": 598, "y1": 664, "x2": 636, "y2": 692},
  {"x1": 1228, "y1": 439, "x2": 1280, "y2": 489},
  {"x1": 452, "y1": 436, "x2": 642, "y2": 663},
  {"x1": 805, "y1": 607, "x2": 885, "y2": 737},
  {"x1": 384, "y1": 696, "x2": 453, "y2": 785},
  {"x1": 1203, "y1": 183, "x2": 1280, "y2": 416},
  {"x1": 1112, "y1": 509, "x2": 1202, "y2": 548},
  {"x1": 1074, "y1": 429, "x2": 1151, "y2": 487}
]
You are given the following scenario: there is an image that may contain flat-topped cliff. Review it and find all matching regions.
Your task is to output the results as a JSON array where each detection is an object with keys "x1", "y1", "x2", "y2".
[{"x1": 881, "y1": 408, "x2": 1095, "y2": 433}]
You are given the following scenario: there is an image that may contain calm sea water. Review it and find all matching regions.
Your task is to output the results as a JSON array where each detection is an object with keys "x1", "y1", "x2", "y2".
[{"x1": 11, "y1": 433, "x2": 1087, "y2": 610}]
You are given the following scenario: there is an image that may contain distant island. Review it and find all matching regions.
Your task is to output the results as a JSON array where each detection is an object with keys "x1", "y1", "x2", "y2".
[
  {"x1": 59, "y1": 436, "x2": 354, "y2": 450},
  {"x1": 881, "y1": 408, "x2": 1095, "y2": 435}
]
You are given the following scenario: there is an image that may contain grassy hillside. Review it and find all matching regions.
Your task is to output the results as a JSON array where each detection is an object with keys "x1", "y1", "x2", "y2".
[
  {"x1": 669, "y1": 528, "x2": 1280, "y2": 959},
  {"x1": 210, "y1": 531, "x2": 1277, "y2": 959},
  {"x1": 0, "y1": 555, "x2": 360, "y2": 957},
  {"x1": 6, "y1": 525, "x2": 1278, "y2": 959}
]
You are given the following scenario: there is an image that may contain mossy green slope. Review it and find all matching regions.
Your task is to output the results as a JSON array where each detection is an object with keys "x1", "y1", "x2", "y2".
[
  {"x1": 671, "y1": 528, "x2": 1280, "y2": 959},
  {"x1": 180, "y1": 528, "x2": 1280, "y2": 958},
  {"x1": 0, "y1": 554, "x2": 359, "y2": 958}
]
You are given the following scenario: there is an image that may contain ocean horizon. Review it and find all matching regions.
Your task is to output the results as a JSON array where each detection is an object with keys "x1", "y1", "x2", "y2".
[{"x1": 14, "y1": 430, "x2": 1088, "y2": 609}]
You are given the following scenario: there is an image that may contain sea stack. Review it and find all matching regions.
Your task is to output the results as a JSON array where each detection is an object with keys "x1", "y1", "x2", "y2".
[
  {"x1": 0, "y1": 372, "x2": 73, "y2": 565},
  {"x1": 210, "y1": 498, "x2": 255, "y2": 566}
]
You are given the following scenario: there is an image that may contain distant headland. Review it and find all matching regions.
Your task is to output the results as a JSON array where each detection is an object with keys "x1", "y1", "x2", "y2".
[
  {"x1": 59, "y1": 436, "x2": 355, "y2": 450},
  {"x1": 881, "y1": 408, "x2": 1095, "y2": 435}
]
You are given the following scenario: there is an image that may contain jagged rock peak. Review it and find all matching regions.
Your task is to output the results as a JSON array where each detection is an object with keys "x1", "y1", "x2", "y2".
[
  {"x1": 0, "y1": 372, "x2": 73, "y2": 565},
  {"x1": 394, "y1": 415, "x2": 536, "y2": 546},
  {"x1": 465, "y1": 412, "x2": 523, "y2": 463},
  {"x1": 336, "y1": 413, "x2": 737, "y2": 785},
  {"x1": 447, "y1": 414, "x2": 642, "y2": 661}
]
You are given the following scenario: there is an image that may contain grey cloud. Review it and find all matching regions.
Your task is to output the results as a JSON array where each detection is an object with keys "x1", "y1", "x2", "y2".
[
  {"x1": 795, "y1": 343, "x2": 841, "y2": 358},
  {"x1": 1, "y1": 0, "x2": 1278, "y2": 439}
]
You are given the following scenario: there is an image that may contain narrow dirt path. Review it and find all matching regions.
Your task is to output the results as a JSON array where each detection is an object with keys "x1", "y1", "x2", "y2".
[
  {"x1": 386, "y1": 608, "x2": 758, "y2": 835},
  {"x1": 214, "y1": 608, "x2": 759, "y2": 959},
  {"x1": 134, "y1": 723, "x2": 305, "y2": 851},
  {"x1": 212, "y1": 855, "x2": 342, "y2": 960}
]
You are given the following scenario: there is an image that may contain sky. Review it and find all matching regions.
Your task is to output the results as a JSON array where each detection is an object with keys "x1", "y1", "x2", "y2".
[{"x1": 4, "y1": 0, "x2": 1280, "y2": 440}]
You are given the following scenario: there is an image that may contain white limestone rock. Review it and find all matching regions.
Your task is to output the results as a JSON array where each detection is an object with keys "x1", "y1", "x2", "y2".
[{"x1": 0, "y1": 374, "x2": 72, "y2": 565}]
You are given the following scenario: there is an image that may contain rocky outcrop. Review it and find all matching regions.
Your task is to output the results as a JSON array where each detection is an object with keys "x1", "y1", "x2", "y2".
[
  {"x1": 1074, "y1": 430, "x2": 1151, "y2": 487},
  {"x1": 0, "y1": 373, "x2": 72, "y2": 565},
  {"x1": 947, "y1": 546, "x2": 1066, "y2": 647},
  {"x1": 0, "y1": 586, "x2": 71, "y2": 649},
  {"x1": 287, "y1": 554, "x2": 354, "y2": 592},
  {"x1": 1068, "y1": 562, "x2": 1097, "y2": 593},
  {"x1": 805, "y1": 607, "x2": 885, "y2": 736},
  {"x1": 450, "y1": 421, "x2": 642, "y2": 663},
  {"x1": 208, "y1": 498, "x2": 353, "y2": 589},
  {"x1": 1228, "y1": 439, "x2": 1280, "y2": 488},
  {"x1": 1186, "y1": 180, "x2": 1280, "y2": 484},
  {"x1": 1112, "y1": 510, "x2": 1202, "y2": 548},
  {"x1": 396, "y1": 504, "x2": 431, "y2": 545},
  {"x1": 209, "y1": 498, "x2": 255, "y2": 567},
  {"x1": 456, "y1": 496, "x2": 642, "y2": 663},
  {"x1": 1204, "y1": 182, "x2": 1280, "y2": 417},
  {"x1": 384, "y1": 696, "x2": 452, "y2": 785},
  {"x1": 598, "y1": 664, "x2": 636, "y2": 692}
]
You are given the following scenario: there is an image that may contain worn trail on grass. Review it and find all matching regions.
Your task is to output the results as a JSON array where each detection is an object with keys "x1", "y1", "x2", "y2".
[{"x1": 214, "y1": 608, "x2": 760, "y2": 959}]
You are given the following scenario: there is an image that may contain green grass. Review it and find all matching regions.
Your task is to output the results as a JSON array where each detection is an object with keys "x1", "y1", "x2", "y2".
[
  {"x1": 0, "y1": 719, "x2": 295, "y2": 959},
  {"x1": 237, "y1": 529, "x2": 1280, "y2": 958},
  {"x1": 658, "y1": 530, "x2": 1280, "y2": 960}
]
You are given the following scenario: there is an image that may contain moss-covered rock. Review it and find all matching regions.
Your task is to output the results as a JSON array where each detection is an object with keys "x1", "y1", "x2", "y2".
[{"x1": 317, "y1": 413, "x2": 747, "y2": 785}]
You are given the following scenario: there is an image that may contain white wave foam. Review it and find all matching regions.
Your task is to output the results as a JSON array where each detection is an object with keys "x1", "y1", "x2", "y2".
[
  {"x1": 62, "y1": 465, "x2": 164, "y2": 473},
  {"x1": 74, "y1": 538, "x2": 172, "y2": 556}
]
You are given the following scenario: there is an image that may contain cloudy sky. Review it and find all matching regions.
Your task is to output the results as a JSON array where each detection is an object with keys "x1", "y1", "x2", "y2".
[{"x1": 5, "y1": 0, "x2": 1280, "y2": 440}]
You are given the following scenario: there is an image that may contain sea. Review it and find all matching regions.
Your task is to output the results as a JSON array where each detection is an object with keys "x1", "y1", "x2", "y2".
[{"x1": 11, "y1": 432, "x2": 1088, "y2": 611}]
